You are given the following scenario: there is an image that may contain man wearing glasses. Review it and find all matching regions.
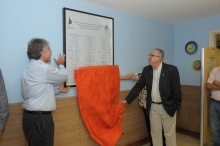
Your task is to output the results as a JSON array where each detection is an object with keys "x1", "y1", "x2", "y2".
[{"x1": 121, "y1": 48, "x2": 181, "y2": 146}]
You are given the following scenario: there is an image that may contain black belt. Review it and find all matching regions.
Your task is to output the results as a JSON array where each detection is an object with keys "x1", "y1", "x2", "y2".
[
  {"x1": 211, "y1": 98, "x2": 220, "y2": 103},
  {"x1": 151, "y1": 101, "x2": 163, "y2": 104},
  {"x1": 24, "y1": 110, "x2": 52, "y2": 115}
]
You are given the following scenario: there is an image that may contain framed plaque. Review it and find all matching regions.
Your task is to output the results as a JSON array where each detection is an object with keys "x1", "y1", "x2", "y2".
[{"x1": 63, "y1": 8, "x2": 114, "y2": 86}]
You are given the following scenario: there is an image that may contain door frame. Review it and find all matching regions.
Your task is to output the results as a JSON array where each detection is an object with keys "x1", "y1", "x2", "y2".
[{"x1": 209, "y1": 29, "x2": 220, "y2": 47}]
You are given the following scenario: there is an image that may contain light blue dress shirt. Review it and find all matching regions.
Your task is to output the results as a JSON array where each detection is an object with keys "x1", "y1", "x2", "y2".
[{"x1": 21, "y1": 59, "x2": 68, "y2": 111}]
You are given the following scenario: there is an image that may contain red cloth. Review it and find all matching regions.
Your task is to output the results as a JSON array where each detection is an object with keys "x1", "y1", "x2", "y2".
[{"x1": 74, "y1": 65, "x2": 125, "y2": 146}]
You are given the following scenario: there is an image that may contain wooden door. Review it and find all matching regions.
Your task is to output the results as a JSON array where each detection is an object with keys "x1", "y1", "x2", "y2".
[{"x1": 201, "y1": 47, "x2": 220, "y2": 146}]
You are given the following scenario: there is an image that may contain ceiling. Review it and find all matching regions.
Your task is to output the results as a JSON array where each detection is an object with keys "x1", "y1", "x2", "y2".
[{"x1": 81, "y1": 0, "x2": 220, "y2": 24}]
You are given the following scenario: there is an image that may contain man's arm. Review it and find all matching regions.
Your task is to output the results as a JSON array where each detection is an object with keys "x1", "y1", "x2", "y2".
[
  {"x1": 120, "y1": 73, "x2": 136, "y2": 104},
  {"x1": 120, "y1": 69, "x2": 146, "y2": 104},
  {"x1": 207, "y1": 81, "x2": 220, "y2": 91},
  {"x1": 120, "y1": 73, "x2": 137, "y2": 80},
  {"x1": 120, "y1": 72, "x2": 140, "y2": 103},
  {"x1": 206, "y1": 67, "x2": 220, "y2": 91}
]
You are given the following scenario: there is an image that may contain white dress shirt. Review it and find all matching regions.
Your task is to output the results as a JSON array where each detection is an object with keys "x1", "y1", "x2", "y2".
[
  {"x1": 207, "y1": 66, "x2": 220, "y2": 101},
  {"x1": 151, "y1": 63, "x2": 162, "y2": 102},
  {"x1": 21, "y1": 59, "x2": 68, "y2": 111}
]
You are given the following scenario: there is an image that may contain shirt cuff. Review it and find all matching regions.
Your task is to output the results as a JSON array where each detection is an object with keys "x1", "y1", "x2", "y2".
[{"x1": 59, "y1": 65, "x2": 65, "y2": 70}]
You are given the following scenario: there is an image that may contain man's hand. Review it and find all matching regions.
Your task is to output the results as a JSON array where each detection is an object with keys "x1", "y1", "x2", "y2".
[
  {"x1": 54, "y1": 53, "x2": 65, "y2": 66},
  {"x1": 214, "y1": 80, "x2": 220, "y2": 87},
  {"x1": 58, "y1": 83, "x2": 70, "y2": 93},
  {"x1": 120, "y1": 100, "x2": 127, "y2": 104}
]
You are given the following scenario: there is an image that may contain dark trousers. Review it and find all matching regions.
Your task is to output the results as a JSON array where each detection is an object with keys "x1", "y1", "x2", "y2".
[
  {"x1": 22, "y1": 112, "x2": 54, "y2": 146},
  {"x1": 209, "y1": 99, "x2": 220, "y2": 146},
  {"x1": 142, "y1": 108, "x2": 166, "y2": 146}
]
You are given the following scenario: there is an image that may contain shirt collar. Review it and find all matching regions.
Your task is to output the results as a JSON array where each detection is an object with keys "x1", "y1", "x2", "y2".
[
  {"x1": 30, "y1": 59, "x2": 43, "y2": 63},
  {"x1": 153, "y1": 62, "x2": 162, "y2": 70}
]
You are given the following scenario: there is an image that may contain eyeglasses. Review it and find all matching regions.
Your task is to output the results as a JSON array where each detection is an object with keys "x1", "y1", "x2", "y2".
[{"x1": 148, "y1": 54, "x2": 161, "y2": 57}]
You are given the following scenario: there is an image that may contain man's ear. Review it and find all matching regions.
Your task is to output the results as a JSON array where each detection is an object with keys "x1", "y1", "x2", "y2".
[
  {"x1": 40, "y1": 51, "x2": 45, "y2": 56},
  {"x1": 39, "y1": 52, "x2": 44, "y2": 60}
]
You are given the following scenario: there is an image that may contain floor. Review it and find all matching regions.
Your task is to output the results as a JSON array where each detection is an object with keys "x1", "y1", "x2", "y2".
[{"x1": 142, "y1": 133, "x2": 200, "y2": 146}]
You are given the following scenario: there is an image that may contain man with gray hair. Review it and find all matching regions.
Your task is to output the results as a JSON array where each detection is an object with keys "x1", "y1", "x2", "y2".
[
  {"x1": 121, "y1": 48, "x2": 181, "y2": 146},
  {"x1": 21, "y1": 38, "x2": 70, "y2": 146}
]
